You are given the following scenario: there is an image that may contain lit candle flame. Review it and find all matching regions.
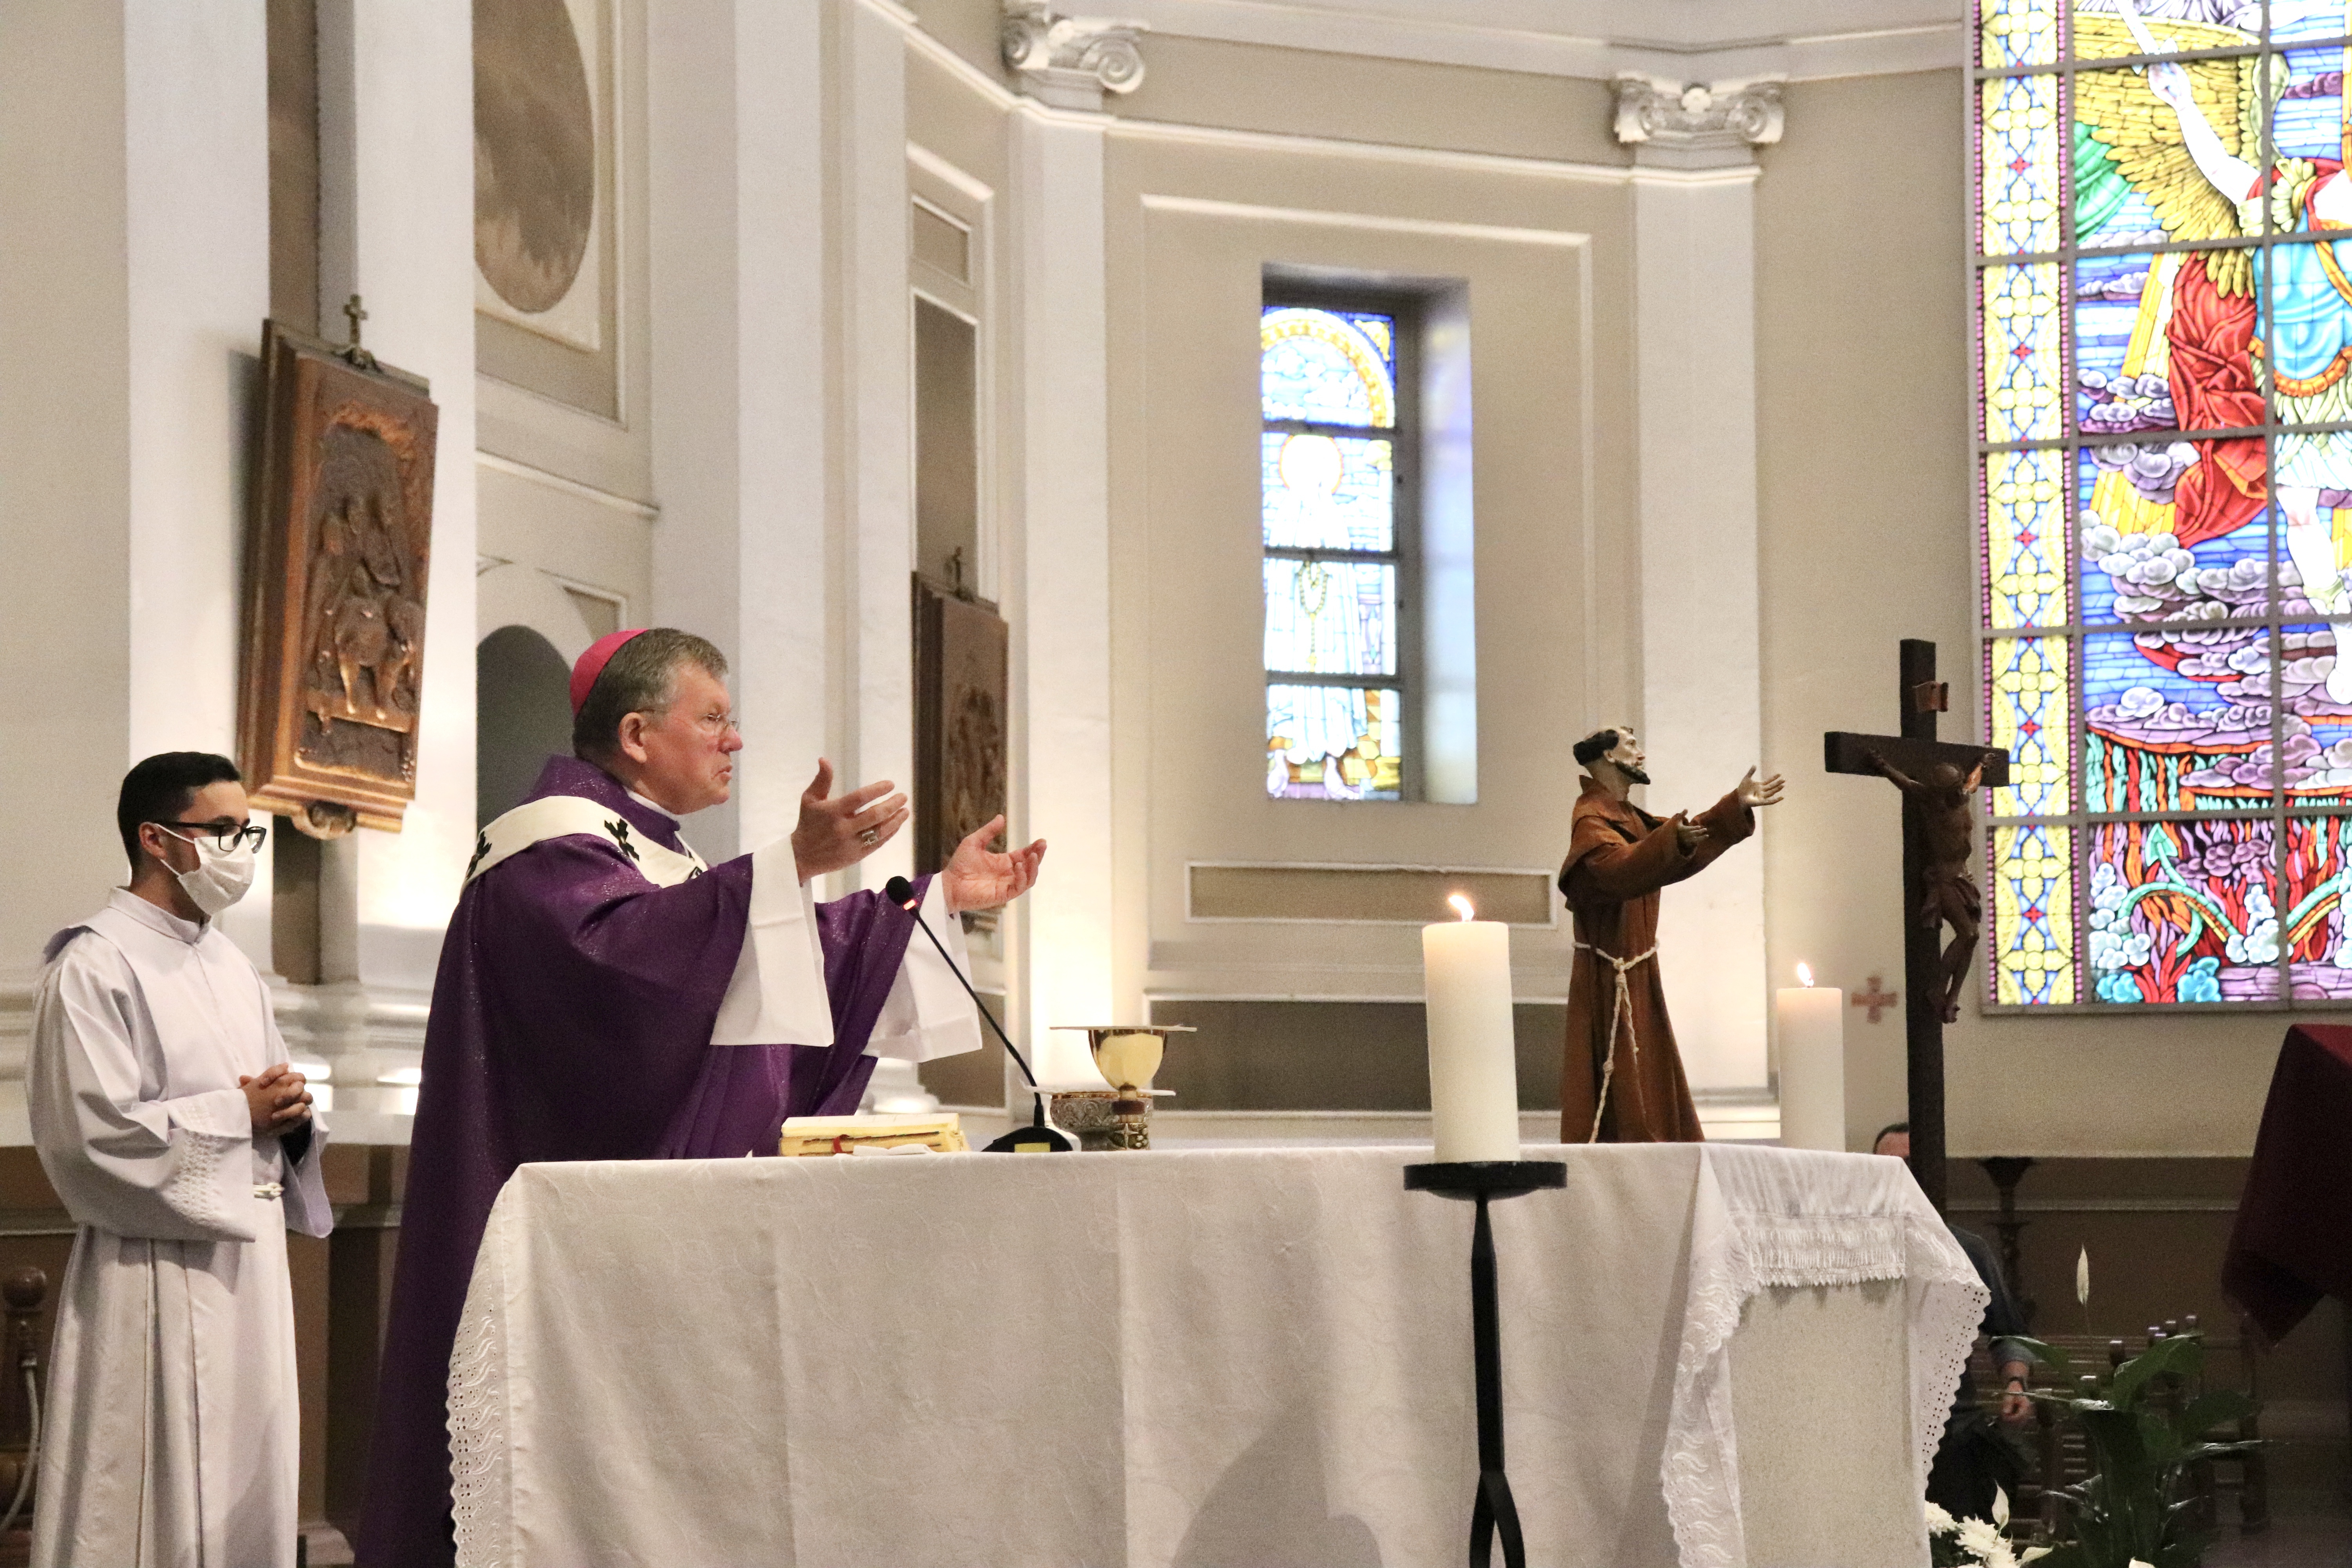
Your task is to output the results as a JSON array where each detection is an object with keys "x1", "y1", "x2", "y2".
[
  {"x1": 1796, "y1": 962, "x2": 1814, "y2": 988},
  {"x1": 1448, "y1": 893, "x2": 1476, "y2": 922}
]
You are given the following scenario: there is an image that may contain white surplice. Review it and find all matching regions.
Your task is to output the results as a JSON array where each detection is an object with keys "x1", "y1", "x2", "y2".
[{"x1": 26, "y1": 889, "x2": 332, "y2": 1568}]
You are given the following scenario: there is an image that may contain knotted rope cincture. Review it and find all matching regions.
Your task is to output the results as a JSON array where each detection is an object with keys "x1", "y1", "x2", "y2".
[{"x1": 1576, "y1": 939, "x2": 1657, "y2": 1142}]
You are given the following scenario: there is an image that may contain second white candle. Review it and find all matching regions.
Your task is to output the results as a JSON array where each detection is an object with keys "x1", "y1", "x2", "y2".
[{"x1": 1775, "y1": 965, "x2": 1846, "y2": 1152}]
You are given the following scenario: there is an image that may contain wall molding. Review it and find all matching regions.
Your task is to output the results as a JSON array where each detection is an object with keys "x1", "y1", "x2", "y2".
[
  {"x1": 475, "y1": 449, "x2": 660, "y2": 521},
  {"x1": 907, "y1": 141, "x2": 998, "y2": 203},
  {"x1": 1101, "y1": 1, "x2": 1961, "y2": 85},
  {"x1": 1140, "y1": 192, "x2": 1595, "y2": 245},
  {"x1": 1124, "y1": 120, "x2": 1632, "y2": 182}
]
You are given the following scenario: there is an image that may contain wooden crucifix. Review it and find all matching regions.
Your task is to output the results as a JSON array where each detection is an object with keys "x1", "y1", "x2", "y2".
[{"x1": 1824, "y1": 640, "x2": 2011, "y2": 1214}]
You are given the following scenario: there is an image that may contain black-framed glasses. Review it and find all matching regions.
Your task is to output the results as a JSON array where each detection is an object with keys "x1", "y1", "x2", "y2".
[{"x1": 152, "y1": 820, "x2": 268, "y2": 853}]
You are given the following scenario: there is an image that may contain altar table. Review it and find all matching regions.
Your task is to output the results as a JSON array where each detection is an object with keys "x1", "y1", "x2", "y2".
[{"x1": 447, "y1": 1143, "x2": 1982, "y2": 1568}]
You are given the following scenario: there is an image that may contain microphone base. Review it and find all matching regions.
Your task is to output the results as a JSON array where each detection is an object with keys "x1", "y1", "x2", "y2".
[
  {"x1": 982, "y1": 1124, "x2": 1077, "y2": 1154},
  {"x1": 979, "y1": 1094, "x2": 1078, "y2": 1153}
]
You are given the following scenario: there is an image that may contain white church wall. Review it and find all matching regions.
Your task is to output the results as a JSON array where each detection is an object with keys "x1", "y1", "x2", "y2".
[
  {"x1": 1756, "y1": 70, "x2": 2288, "y2": 1159},
  {"x1": 1116, "y1": 32, "x2": 1624, "y2": 169},
  {"x1": 327, "y1": 0, "x2": 480, "y2": 1004},
  {"x1": 0, "y1": 1, "x2": 274, "y2": 1136},
  {"x1": 475, "y1": 461, "x2": 655, "y2": 642},
  {"x1": 647, "y1": 0, "x2": 835, "y2": 866},
  {"x1": 1103, "y1": 131, "x2": 1642, "y2": 1050}
]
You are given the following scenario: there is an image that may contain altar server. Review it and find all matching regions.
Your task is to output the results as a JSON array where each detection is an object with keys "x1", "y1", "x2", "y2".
[
  {"x1": 28, "y1": 752, "x2": 328, "y2": 1568},
  {"x1": 360, "y1": 627, "x2": 1044, "y2": 1567}
]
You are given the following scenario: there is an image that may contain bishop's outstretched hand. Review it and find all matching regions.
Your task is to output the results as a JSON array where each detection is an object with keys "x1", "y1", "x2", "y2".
[
  {"x1": 793, "y1": 759, "x2": 909, "y2": 882},
  {"x1": 942, "y1": 815, "x2": 1047, "y2": 914},
  {"x1": 1735, "y1": 768, "x2": 1786, "y2": 809}
]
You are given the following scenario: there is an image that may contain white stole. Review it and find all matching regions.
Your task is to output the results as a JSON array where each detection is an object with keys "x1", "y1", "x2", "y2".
[
  {"x1": 467, "y1": 795, "x2": 709, "y2": 888},
  {"x1": 465, "y1": 793, "x2": 980, "y2": 1062}
]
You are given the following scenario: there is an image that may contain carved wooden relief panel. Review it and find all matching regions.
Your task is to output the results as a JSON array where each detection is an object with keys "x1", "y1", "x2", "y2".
[
  {"x1": 913, "y1": 576, "x2": 1008, "y2": 875},
  {"x1": 240, "y1": 319, "x2": 439, "y2": 835}
]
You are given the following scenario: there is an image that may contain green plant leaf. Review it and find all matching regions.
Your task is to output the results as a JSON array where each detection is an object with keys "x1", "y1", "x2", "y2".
[
  {"x1": 2140, "y1": 1410, "x2": 2185, "y2": 1466},
  {"x1": 2011, "y1": 1336, "x2": 2072, "y2": 1370},
  {"x1": 2178, "y1": 1389, "x2": 2253, "y2": 1436},
  {"x1": 2109, "y1": 1332, "x2": 2205, "y2": 1408}
]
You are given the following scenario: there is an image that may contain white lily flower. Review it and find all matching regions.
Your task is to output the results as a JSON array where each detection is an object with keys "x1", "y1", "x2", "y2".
[
  {"x1": 2077, "y1": 1245, "x2": 2091, "y2": 1307},
  {"x1": 1993, "y1": 1486, "x2": 2010, "y2": 1528},
  {"x1": 2020, "y1": 1549, "x2": 2052, "y2": 1563}
]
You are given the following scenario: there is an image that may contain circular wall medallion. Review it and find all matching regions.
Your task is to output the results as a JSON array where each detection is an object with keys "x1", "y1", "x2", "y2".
[{"x1": 474, "y1": 0, "x2": 595, "y2": 314}]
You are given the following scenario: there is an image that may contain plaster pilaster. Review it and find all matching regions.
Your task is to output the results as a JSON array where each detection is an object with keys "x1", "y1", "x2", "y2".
[
  {"x1": 1619, "y1": 78, "x2": 1780, "y2": 1096},
  {"x1": 1013, "y1": 106, "x2": 1119, "y2": 1088}
]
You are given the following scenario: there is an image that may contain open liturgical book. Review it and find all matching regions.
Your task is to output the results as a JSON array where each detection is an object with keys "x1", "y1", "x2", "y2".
[{"x1": 779, "y1": 1113, "x2": 969, "y2": 1156}]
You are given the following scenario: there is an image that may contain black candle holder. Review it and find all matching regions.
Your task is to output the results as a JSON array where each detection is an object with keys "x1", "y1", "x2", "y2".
[{"x1": 1403, "y1": 1160, "x2": 1568, "y2": 1568}]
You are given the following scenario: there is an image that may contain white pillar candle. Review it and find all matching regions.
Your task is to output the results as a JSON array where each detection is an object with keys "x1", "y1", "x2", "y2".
[
  {"x1": 1775, "y1": 965, "x2": 1846, "y2": 1151},
  {"x1": 1423, "y1": 897, "x2": 1520, "y2": 1163}
]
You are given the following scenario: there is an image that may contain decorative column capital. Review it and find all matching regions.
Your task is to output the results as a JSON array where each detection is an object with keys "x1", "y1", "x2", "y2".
[
  {"x1": 1612, "y1": 75, "x2": 1784, "y2": 169},
  {"x1": 1001, "y1": 0, "x2": 1148, "y2": 112}
]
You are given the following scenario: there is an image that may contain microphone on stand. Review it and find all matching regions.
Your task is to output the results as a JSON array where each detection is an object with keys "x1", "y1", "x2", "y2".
[{"x1": 884, "y1": 875, "x2": 1074, "y2": 1153}]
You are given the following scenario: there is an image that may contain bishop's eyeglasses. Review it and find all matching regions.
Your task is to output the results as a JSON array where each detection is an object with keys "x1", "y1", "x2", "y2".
[{"x1": 153, "y1": 819, "x2": 270, "y2": 853}]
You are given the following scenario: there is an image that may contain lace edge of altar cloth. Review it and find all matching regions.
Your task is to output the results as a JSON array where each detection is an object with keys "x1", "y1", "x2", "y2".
[
  {"x1": 1662, "y1": 1143, "x2": 1989, "y2": 1568},
  {"x1": 448, "y1": 1203, "x2": 516, "y2": 1568}
]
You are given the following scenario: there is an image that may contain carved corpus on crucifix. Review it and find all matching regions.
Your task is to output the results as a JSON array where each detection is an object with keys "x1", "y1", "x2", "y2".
[{"x1": 1824, "y1": 640, "x2": 2011, "y2": 1212}]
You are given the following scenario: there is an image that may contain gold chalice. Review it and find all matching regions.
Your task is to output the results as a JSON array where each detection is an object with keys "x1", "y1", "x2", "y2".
[{"x1": 1051, "y1": 1025, "x2": 1193, "y2": 1149}]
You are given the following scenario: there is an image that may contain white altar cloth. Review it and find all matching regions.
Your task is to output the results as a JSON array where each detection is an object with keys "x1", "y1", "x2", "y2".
[{"x1": 448, "y1": 1143, "x2": 1982, "y2": 1568}]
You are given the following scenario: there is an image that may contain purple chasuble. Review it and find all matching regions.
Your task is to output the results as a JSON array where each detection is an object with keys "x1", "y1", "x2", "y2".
[{"x1": 356, "y1": 756, "x2": 924, "y2": 1567}]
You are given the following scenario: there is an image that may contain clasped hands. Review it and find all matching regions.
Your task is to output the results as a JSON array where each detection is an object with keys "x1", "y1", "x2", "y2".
[
  {"x1": 1670, "y1": 767, "x2": 1787, "y2": 853},
  {"x1": 241, "y1": 1063, "x2": 313, "y2": 1138},
  {"x1": 791, "y1": 759, "x2": 1047, "y2": 913}
]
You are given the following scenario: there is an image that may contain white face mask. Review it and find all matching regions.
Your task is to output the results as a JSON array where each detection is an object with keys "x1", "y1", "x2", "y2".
[{"x1": 157, "y1": 829, "x2": 258, "y2": 918}]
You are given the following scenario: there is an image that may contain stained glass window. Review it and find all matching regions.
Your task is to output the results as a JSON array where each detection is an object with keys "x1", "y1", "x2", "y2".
[
  {"x1": 1263, "y1": 298, "x2": 1416, "y2": 800},
  {"x1": 1974, "y1": 0, "x2": 2352, "y2": 1008}
]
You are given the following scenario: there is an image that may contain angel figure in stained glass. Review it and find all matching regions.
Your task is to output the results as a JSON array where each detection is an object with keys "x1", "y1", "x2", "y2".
[{"x1": 2077, "y1": 5, "x2": 2352, "y2": 691}]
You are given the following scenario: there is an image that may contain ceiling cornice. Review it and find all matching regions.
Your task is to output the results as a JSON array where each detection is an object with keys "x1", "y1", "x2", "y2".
[{"x1": 1109, "y1": 0, "x2": 1965, "y2": 82}]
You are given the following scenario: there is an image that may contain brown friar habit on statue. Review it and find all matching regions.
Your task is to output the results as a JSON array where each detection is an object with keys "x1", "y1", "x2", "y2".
[{"x1": 1557, "y1": 775, "x2": 1755, "y2": 1143}]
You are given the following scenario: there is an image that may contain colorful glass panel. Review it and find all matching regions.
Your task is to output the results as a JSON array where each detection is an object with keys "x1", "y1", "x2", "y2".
[
  {"x1": 2286, "y1": 814, "x2": 2352, "y2": 999},
  {"x1": 2070, "y1": 6, "x2": 2255, "y2": 62},
  {"x1": 1267, "y1": 685, "x2": 1401, "y2": 801},
  {"x1": 2081, "y1": 628, "x2": 2272, "y2": 813},
  {"x1": 2086, "y1": 818, "x2": 2278, "y2": 1002},
  {"x1": 1979, "y1": 0, "x2": 2058, "y2": 70},
  {"x1": 1261, "y1": 432, "x2": 1394, "y2": 551},
  {"x1": 2271, "y1": 5, "x2": 2352, "y2": 46},
  {"x1": 1263, "y1": 558, "x2": 1397, "y2": 679},
  {"x1": 2078, "y1": 449, "x2": 2275, "y2": 624},
  {"x1": 1260, "y1": 307, "x2": 1397, "y2": 429},
  {"x1": 1984, "y1": 263, "x2": 2063, "y2": 443},
  {"x1": 2279, "y1": 621, "x2": 2352, "y2": 800},
  {"x1": 1981, "y1": 73, "x2": 2062, "y2": 256},
  {"x1": 1974, "y1": 2, "x2": 2352, "y2": 1007},
  {"x1": 1263, "y1": 303, "x2": 1406, "y2": 802},
  {"x1": 1992, "y1": 823, "x2": 2075, "y2": 1005},
  {"x1": 2274, "y1": 47, "x2": 2352, "y2": 165},
  {"x1": 1986, "y1": 449, "x2": 2069, "y2": 629},
  {"x1": 1988, "y1": 636, "x2": 2072, "y2": 818}
]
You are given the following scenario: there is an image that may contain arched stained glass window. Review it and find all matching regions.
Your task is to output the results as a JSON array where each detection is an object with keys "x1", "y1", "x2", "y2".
[
  {"x1": 1973, "y1": 0, "x2": 2352, "y2": 1009},
  {"x1": 1262, "y1": 297, "x2": 1418, "y2": 800}
]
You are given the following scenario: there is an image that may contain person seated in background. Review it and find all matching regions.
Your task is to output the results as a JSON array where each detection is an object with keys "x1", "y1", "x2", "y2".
[{"x1": 1875, "y1": 1121, "x2": 2033, "y2": 1523}]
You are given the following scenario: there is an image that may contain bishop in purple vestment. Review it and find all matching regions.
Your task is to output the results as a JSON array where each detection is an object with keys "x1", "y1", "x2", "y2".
[{"x1": 357, "y1": 630, "x2": 1045, "y2": 1567}]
